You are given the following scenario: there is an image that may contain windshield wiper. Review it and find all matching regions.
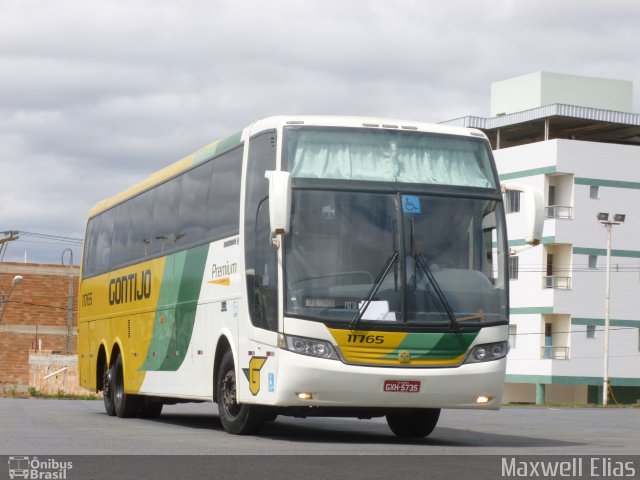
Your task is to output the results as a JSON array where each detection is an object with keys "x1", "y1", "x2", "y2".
[
  {"x1": 350, "y1": 250, "x2": 398, "y2": 329},
  {"x1": 414, "y1": 255, "x2": 461, "y2": 332},
  {"x1": 409, "y1": 218, "x2": 460, "y2": 332}
]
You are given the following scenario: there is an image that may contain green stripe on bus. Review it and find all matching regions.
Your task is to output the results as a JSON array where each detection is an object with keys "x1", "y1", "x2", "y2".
[
  {"x1": 141, "y1": 245, "x2": 209, "y2": 371},
  {"x1": 193, "y1": 131, "x2": 243, "y2": 164},
  {"x1": 158, "y1": 245, "x2": 209, "y2": 370},
  {"x1": 382, "y1": 332, "x2": 477, "y2": 360}
]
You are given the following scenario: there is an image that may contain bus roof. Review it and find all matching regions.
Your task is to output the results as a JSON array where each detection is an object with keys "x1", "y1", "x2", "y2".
[{"x1": 87, "y1": 115, "x2": 487, "y2": 218}]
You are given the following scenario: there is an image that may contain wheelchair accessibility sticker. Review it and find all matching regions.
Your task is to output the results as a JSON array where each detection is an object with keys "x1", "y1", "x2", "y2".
[{"x1": 402, "y1": 195, "x2": 421, "y2": 214}]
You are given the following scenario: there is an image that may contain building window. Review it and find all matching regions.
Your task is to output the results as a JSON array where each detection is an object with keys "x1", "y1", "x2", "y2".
[
  {"x1": 588, "y1": 255, "x2": 598, "y2": 269},
  {"x1": 505, "y1": 190, "x2": 520, "y2": 213},
  {"x1": 586, "y1": 325, "x2": 596, "y2": 339},
  {"x1": 509, "y1": 256, "x2": 519, "y2": 280},
  {"x1": 590, "y1": 185, "x2": 599, "y2": 199},
  {"x1": 508, "y1": 324, "x2": 517, "y2": 348}
]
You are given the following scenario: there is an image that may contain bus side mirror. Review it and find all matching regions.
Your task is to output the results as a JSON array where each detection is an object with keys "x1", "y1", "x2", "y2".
[
  {"x1": 265, "y1": 170, "x2": 291, "y2": 236},
  {"x1": 502, "y1": 182, "x2": 544, "y2": 250}
]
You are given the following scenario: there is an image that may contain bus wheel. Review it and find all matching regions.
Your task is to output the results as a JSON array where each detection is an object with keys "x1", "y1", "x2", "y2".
[
  {"x1": 216, "y1": 351, "x2": 266, "y2": 435},
  {"x1": 102, "y1": 361, "x2": 116, "y2": 417},
  {"x1": 386, "y1": 408, "x2": 440, "y2": 438},
  {"x1": 139, "y1": 397, "x2": 163, "y2": 419},
  {"x1": 113, "y1": 353, "x2": 141, "y2": 418}
]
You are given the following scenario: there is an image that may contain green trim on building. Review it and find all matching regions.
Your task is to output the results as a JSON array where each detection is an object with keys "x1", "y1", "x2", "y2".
[
  {"x1": 573, "y1": 247, "x2": 640, "y2": 259},
  {"x1": 572, "y1": 317, "x2": 640, "y2": 328},
  {"x1": 507, "y1": 236, "x2": 555, "y2": 247},
  {"x1": 505, "y1": 374, "x2": 640, "y2": 387},
  {"x1": 575, "y1": 177, "x2": 640, "y2": 190},
  {"x1": 510, "y1": 307, "x2": 554, "y2": 315},
  {"x1": 499, "y1": 166, "x2": 557, "y2": 181}
]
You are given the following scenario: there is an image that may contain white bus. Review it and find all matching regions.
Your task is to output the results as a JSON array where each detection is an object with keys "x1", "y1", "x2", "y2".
[{"x1": 78, "y1": 116, "x2": 542, "y2": 437}]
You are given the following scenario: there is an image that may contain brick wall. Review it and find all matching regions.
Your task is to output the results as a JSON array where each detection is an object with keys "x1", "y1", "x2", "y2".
[{"x1": 0, "y1": 263, "x2": 79, "y2": 391}]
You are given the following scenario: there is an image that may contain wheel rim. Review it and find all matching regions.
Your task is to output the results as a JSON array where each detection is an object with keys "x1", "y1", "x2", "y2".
[
  {"x1": 103, "y1": 366, "x2": 112, "y2": 398},
  {"x1": 221, "y1": 370, "x2": 240, "y2": 419},
  {"x1": 114, "y1": 362, "x2": 124, "y2": 407}
]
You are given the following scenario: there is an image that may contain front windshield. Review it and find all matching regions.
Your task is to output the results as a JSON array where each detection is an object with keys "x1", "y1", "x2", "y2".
[{"x1": 285, "y1": 190, "x2": 507, "y2": 326}]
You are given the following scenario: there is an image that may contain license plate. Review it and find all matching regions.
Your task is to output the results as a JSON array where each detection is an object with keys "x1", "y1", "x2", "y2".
[{"x1": 383, "y1": 380, "x2": 421, "y2": 393}]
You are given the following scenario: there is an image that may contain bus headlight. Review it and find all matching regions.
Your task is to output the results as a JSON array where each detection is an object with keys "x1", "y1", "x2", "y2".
[
  {"x1": 464, "y1": 341, "x2": 509, "y2": 364},
  {"x1": 278, "y1": 334, "x2": 339, "y2": 360}
]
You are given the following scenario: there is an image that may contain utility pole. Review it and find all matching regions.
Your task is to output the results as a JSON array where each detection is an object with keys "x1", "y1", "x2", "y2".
[{"x1": 0, "y1": 231, "x2": 19, "y2": 262}]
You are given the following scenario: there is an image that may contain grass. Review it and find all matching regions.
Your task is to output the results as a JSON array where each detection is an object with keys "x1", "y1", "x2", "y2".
[{"x1": 27, "y1": 387, "x2": 101, "y2": 400}]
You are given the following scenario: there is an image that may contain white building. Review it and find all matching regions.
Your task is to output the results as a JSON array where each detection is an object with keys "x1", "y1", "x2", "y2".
[{"x1": 443, "y1": 72, "x2": 640, "y2": 404}]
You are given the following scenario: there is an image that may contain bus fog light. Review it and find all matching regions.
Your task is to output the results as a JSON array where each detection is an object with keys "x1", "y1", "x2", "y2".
[
  {"x1": 296, "y1": 392, "x2": 314, "y2": 400},
  {"x1": 279, "y1": 334, "x2": 339, "y2": 360},
  {"x1": 464, "y1": 341, "x2": 509, "y2": 364},
  {"x1": 476, "y1": 395, "x2": 493, "y2": 404}
]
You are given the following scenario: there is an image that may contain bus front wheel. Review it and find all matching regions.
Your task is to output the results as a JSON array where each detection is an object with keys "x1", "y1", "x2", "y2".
[
  {"x1": 386, "y1": 408, "x2": 441, "y2": 438},
  {"x1": 113, "y1": 353, "x2": 141, "y2": 418},
  {"x1": 216, "y1": 351, "x2": 267, "y2": 435}
]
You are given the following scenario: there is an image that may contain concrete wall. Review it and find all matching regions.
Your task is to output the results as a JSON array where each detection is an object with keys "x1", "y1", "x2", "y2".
[
  {"x1": 491, "y1": 71, "x2": 633, "y2": 116},
  {"x1": 28, "y1": 351, "x2": 91, "y2": 396}
]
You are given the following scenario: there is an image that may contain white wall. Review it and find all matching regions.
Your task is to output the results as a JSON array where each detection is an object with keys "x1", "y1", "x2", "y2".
[{"x1": 496, "y1": 139, "x2": 640, "y2": 385}]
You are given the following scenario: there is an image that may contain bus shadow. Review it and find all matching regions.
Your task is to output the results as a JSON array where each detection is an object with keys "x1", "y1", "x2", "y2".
[{"x1": 141, "y1": 412, "x2": 585, "y2": 449}]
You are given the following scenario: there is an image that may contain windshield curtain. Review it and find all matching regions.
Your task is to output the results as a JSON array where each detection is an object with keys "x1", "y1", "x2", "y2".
[
  {"x1": 286, "y1": 128, "x2": 496, "y2": 188},
  {"x1": 285, "y1": 190, "x2": 507, "y2": 326}
]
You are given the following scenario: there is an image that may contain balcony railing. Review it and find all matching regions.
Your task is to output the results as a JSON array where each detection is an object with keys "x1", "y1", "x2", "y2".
[
  {"x1": 545, "y1": 205, "x2": 573, "y2": 219},
  {"x1": 541, "y1": 346, "x2": 570, "y2": 360},
  {"x1": 543, "y1": 275, "x2": 572, "y2": 289}
]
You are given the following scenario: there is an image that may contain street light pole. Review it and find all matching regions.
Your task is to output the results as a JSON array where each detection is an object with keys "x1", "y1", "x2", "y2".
[
  {"x1": 602, "y1": 221, "x2": 612, "y2": 407},
  {"x1": 0, "y1": 275, "x2": 23, "y2": 323},
  {"x1": 597, "y1": 212, "x2": 626, "y2": 407}
]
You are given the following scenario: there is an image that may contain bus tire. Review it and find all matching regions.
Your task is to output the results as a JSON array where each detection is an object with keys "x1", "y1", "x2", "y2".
[
  {"x1": 113, "y1": 353, "x2": 142, "y2": 418},
  {"x1": 216, "y1": 351, "x2": 267, "y2": 435},
  {"x1": 386, "y1": 408, "x2": 440, "y2": 438},
  {"x1": 139, "y1": 397, "x2": 163, "y2": 419},
  {"x1": 102, "y1": 361, "x2": 116, "y2": 417}
]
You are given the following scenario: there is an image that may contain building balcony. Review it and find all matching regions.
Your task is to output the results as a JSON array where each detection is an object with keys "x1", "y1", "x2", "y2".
[
  {"x1": 545, "y1": 205, "x2": 573, "y2": 219},
  {"x1": 541, "y1": 346, "x2": 570, "y2": 360},
  {"x1": 542, "y1": 275, "x2": 572, "y2": 289}
]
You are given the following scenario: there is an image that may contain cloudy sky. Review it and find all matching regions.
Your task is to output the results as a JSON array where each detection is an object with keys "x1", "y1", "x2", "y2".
[{"x1": 1, "y1": 0, "x2": 639, "y2": 265}]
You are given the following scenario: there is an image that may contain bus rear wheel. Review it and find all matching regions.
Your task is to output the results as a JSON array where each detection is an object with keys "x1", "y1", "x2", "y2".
[
  {"x1": 113, "y1": 353, "x2": 142, "y2": 418},
  {"x1": 216, "y1": 351, "x2": 267, "y2": 435},
  {"x1": 386, "y1": 408, "x2": 441, "y2": 438},
  {"x1": 102, "y1": 361, "x2": 116, "y2": 417}
]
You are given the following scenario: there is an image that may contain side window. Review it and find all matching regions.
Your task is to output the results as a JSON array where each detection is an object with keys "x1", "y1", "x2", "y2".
[
  {"x1": 149, "y1": 176, "x2": 181, "y2": 256},
  {"x1": 245, "y1": 131, "x2": 277, "y2": 330},
  {"x1": 509, "y1": 256, "x2": 519, "y2": 280},
  {"x1": 505, "y1": 190, "x2": 520, "y2": 213},
  {"x1": 207, "y1": 146, "x2": 243, "y2": 239},
  {"x1": 126, "y1": 191, "x2": 153, "y2": 262},
  {"x1": 110, "y1": 201, "x2": 132, "y2": 269},
  {"x1": 250, "y1": 200, "x2": 278, "y2": 331},
  {"x1": 177, "y1": 161, "x2": 213, "y2": 248},
  {"x1": 94, "y1": 209, "x2": 115, "y2": 275}
]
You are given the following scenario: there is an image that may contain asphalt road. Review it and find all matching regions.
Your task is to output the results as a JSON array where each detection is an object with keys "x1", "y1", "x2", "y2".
[{"x1": 1, "y1": 398, "x2": 638, "y2": 479}]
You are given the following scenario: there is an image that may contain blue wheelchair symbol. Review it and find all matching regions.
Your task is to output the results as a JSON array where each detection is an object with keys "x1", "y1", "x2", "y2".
[{"x1": 402, "y1": 195, "x2": 421, "y2": 214}]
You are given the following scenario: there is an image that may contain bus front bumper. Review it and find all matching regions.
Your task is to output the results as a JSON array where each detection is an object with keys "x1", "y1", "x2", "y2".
[{"x1": 273, "y1": 350, "x2": 506, "y2": 410}]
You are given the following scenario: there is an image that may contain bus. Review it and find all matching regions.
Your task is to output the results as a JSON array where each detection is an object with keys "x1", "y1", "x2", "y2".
[{"x1": 78, "y1": 116, "x2": 542, "y2": 437}]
